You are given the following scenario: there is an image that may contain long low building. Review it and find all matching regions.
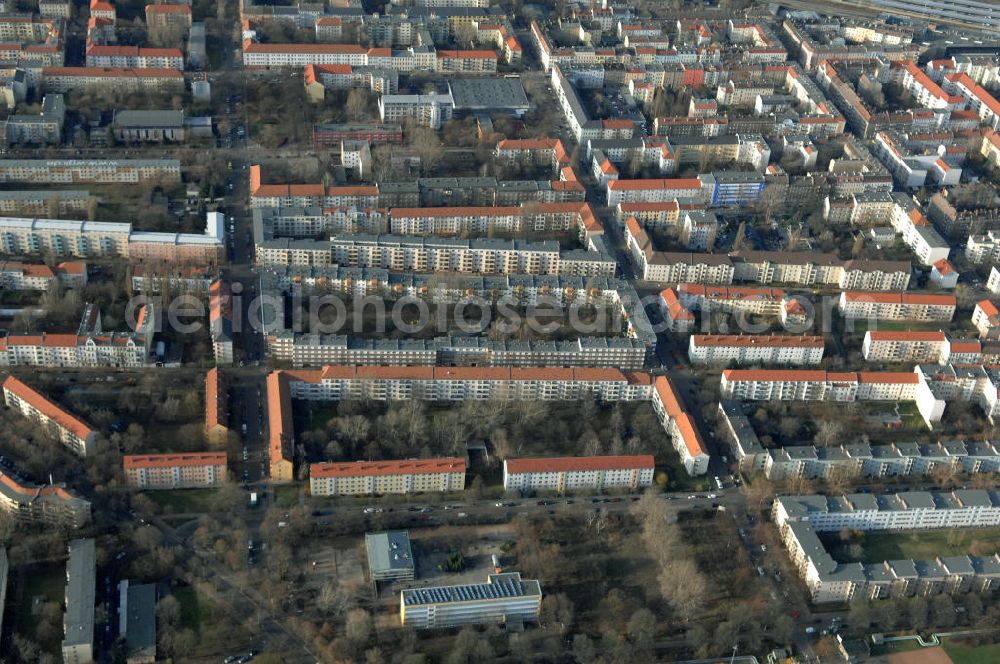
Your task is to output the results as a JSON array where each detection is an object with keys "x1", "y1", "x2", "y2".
[
  {"x1": 0, "y1": 261, "x2": 86, "y2": 290},
  {"x1": 862, "y1": 330, "x2": 948, "y2": 363},
  {"x1": 688, "y1": 334, "x2": 825, "y2": 365},
  {"x1": 400, "y1": 572, "x2": 542, "y2": 629},
  {"x1": 123, "y1": 453, "x2": 228, "y2": 490},
  {"x1": 2, "y1": 376, "x2": 97, "y2": 456},
  {"x1": 309, "y1": 458, "x2": 466, "y2": 496},
  {"x1": 0, "y1": 158, "x2": 180, "y2": 184},
  {"x1": 268, "y1": 334, "x2": 650, "y2": 371},
  {"x1": 502, "y1": 455, "x2": 654, "y2": 492},
  {"x1": 0, "y1": 470, "x2": 91, "y2": 528},
  {"x1": 651, "y1": 375, "x2": 710, "y2": 475},
  {"x1": 764, "y1": 440, "x2": 1000, "y2": 482},
  {"x1": 268, "y1": 367, "x2": 712, "y2": 481},
  {"x1": 773, "y1": 491, "x2": 1000, "y2": 603},
  {"x1": 62, "y1": 538, "x2": 96, "y2": 664},
  {"x1": 0, "y1": 212, "x2": 223, "y2": 263},
  {"x1": 839, "y1": 291, "x2": 956, "y2": 322},
  {"x1": 624, "y1": 217, "x2": 910, "y2": 289}
]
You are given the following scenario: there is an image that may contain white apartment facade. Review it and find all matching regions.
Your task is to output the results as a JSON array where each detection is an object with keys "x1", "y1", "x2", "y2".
[
  {"x1": 309, "y1": 458, "x2": 467, "y2": 496},
  {"x1": 123, "y1": 453, "x2": 228, "y2": 489},
  {"x1": 502, "y1": 455, "x2": 654, "y2": 492},
  {"x1": 688, "y1": 334, "x2": 825, "y2": 365}
]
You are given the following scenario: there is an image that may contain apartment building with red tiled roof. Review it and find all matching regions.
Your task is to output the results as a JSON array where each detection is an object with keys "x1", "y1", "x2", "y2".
[
  {"x1": 973, "y1": 300, "x2": 1000, "y2": 339},
  {"x1": 310, "y1": 458, "x2": 466, "y2": 496},
  {"x1": 503, "y1": 455, "x2": 653, "y2": 492},
  {"x1": 839, "y1": 291, "x2": 956, "y2": 323},
  {"x1": 689, "y1": 334, "x2": 825, "y2": 366},
  {"x1": 204, "y1": 369, "x2": 230, "y2": 445},
  {"x1": 650, "y1": 375, "x2": 709, "y2": 475},
  {"x1": 2, "y1": 376, "x2": 97, "y2": 456},
  {"x1": 123, "y1": 452, "x2": 228, "y2": 489},
  {"x1": 0, "y1": 470, "x2": 91, "y2": 527},
  {"x1": 862, "y1": 331, "x2": 948, "y2": 363}
]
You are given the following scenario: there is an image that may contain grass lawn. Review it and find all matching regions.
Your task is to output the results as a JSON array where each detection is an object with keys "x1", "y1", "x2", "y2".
[
  {"x1": 146, "y1": 488, "x2": 220, "y2": 513},
  {"x1": 942, "y1": 641, "x2": 1000, "y2": 664},
  {"x1": 273, "y1": 484, "x2": 300, "y2": 508},
  {"x1": 17, "y1": 565, "x2": 66, "y2": 655},
  {"x1": 174, "y1": 585, "x2": 213, "y2": 633},
  {"x1": 824, "y1": 527, "x2": 1000, "y2": 563}
]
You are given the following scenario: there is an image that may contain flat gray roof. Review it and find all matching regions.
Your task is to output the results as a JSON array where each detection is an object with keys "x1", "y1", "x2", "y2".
[
  {"x1": 449, "y1": 78, "x2": 530, "y2": 111},
  {"x1": 113, "y1": 110, "x2": 184, "y2": 129},
  {"x1": 125, "y1": 583, "x2": 156, "y2": 660},
  {"x1": 402, "y1": 572, "x2": 540, "y2": 606},
  {"x1": 366, "y1": 531, "x2": 415, "y2": 576},
  {"x1": 63, "y1": 538, "x2": 95, "y2": 650}
]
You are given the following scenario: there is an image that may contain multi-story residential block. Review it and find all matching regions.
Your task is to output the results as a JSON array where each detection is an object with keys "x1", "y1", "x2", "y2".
[
  {"x1": 763, "y1": 440, "x2": 1000, "y2": 482},
  {"x1": 0, "y1": 158, "x2": 181, "y2": 184},
  {"x1": 268, "y1": 335, "x2": 649, "y2": 371},
  {"x1": 650, "y1": 375, "x2": 710, "y2": 475},
  {"x1": 309, "y1": 458, "x2": 467, "y2": 496},
  {"x1": 112, "y1": 110, "x2": 186, "y2": 142},
  {"x1": 863, "y1": 331, "x2": 948, "y2": 363},
  {"x1": 41, "y1": 67, "x2": 185, "y2": 95},
  {"x1": 131, "y1": 266, "x2": 214, "y2": 294},
  {"x1": 606, "y1": 177, "x2": 709, "y2": 207},
  {"x1": 209, "y1": 280, "x2": 234, "y2": 365},
  {"x1": 625, "y1": 218, "x2": 909, "y2": 289},
  {"x1": 85, "y1": 45, "x2": 184, "y2": 69},
  {"x1": 773, "y1": 491, "x2": 1000, "y2": 604},
  {"x1": 0, "y1": 261, "x2": 86, "y2": 290},
  {"x1": 312, "y1": 122, "x2": 403, "y2": 147},
  {"x1": 378, "y1": 92, "x2": 454, "y2": 129},
  {"x1": 973, "y1": 300, "x2": 1000, "y2": 340},
  {"x1": 659, "y1": 287, "x2": 695, "y2": 333},
  {"x1": 944, "y1": 73, "x2": 1000, "y2": 131},
  {"x1": 718, "y1": 400, "x2": 766, "y2": 473},
  {"x1": 966, "y1": 230, "x2": 1000, "y2": 265},
  {"x1": 123, "y1": 453, "x2": 228, "y2": 489},
  {"x1": 0, "y1": 303, "x2": 155, "y2": 368},
  {"x1": 0, "y1": 189, "x2": 89, "y2": 215},
  {"x1": 839, "y1": 292, "x2": 956, "y2": 323},
  {"x1": 502, "y1": 455, "x2": 654, "y2": 493},
  {"x1": 688, "y1": 335, "x2": 825, "y2": 366},
  {"x1": 268, "y1": 367, "x2": 659, "y2": 480},
  {"x1": 0, "y1": 470, "x2": 91, "y2": 527},
  {"x1": 204, "y1": 368, "x2": 230, "y2": 445},
  {"x1": 2, "y1": 376, "x2": 97, "y2": 456},
  {"x1": 494, "y1": 138, "x2": 571, "y2": 176},
  {"x1": 3, "y1": 93, "x2": 64, "y2": 144},
  {"x1": 400, "y1": 573, "x2": 542, "y2": 629},
  {"x1": 145, "y1": 4, "x2": 192, "y2": 43},
  {"x1": 62, "y1": 538, "x2": 95, "y2": 664},
  {"x1": 39, "y1": 0, "x2": 72, "y2": 17},
  {"x1": 988, "y1": 267, "x2": 1000, "y2": 295}
]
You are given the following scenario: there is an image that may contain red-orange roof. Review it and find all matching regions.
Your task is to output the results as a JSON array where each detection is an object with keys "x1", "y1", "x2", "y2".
[
  {"x1": 124, "y1": 452, "x2": 227, "y2": 469},
  {"x1": 842, "y1": 292, "x2": 956, "y2": 306},
  {"x1": 608, "y1": 178, "x2": 703, "y2": 190},
  {"x1": 933, "y1": 258, "x2": 954, "y2": 275},
  {"x1": 977, "y1": 300, "x2": 1000, "y2": 319},
  {"x1": 145, "y1": 3, "x2": 191, "y2": 14},
  {"x1": 692, "y1": 334, "x2": 824, "y2": 348},
  {"x1": 505, "y1": 455, "x2": 653, "y2": 474},
  {"x1": 205, "y1": 368, "x2": 226, "y2": 430},
  {"x1": 311, "y1": 457, "x2": 466, "y2": 478},
  {"x1": 2, "y1": 376, "x2": 95, "y2": 441}
]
